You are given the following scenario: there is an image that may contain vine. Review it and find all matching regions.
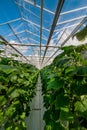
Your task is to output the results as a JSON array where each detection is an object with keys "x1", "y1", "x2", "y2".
[
  {"x1": 0, "y1": 56, "x2": 39, "y2": 130},
  {"x1": 41, "y1": 44, "x2": 87, "y2": 130}
]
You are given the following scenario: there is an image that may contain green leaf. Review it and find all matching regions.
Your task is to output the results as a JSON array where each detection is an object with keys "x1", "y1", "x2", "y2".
[
  {"x1": 62, "y1": 46, "x2": 75, "y2": 53},
  {"x1": 75, "y1": 98, "x2": 87, "y2": 118},
  {"x1": 56, "y1": 57, "x2": 72, "y2": 67},
  {"x1": 12, "y1": 100, "x2": 20, "y2": 106},
  {"x1": 52, "y1": 122, "x2": 66, "y2": 130},
  {"x1": 0, "y1": 110, "x2": 4, "y2": 125},
  {"x1": 5, "y1": 105, "x2": 16, "y2": 117},
  {"x1": 73, "y1": 25, "x2": 87, "y2": 41},
  {"x1": 65, "y1": 66, "x2": 75, "y2": 75},
  {"x1": 22, "y1": 121, "x2": 26, "y2": 128},
  {"x1": 10, "y1": 90, "x2": 19, "y2": 99},
  {"x1": 5, "y1": 121, "x2": 15, "y2": 130},
  {"x1": 0, "y1": 65, "x2": 16, "y2": 74},
  {"x1": 20, "y1": 112, "x2": 26, "y2": 119},
  {"x1": 17, "y1": 78, "x2": 24, "y2": 84},
  {"x1": 0, "y1": 96, "x2": 7, "y2": 106},
  {"x1": 44, "y1": 125, "x2": 52, "y2": 130},
  {"x1": 52, "y1": 109, "x2": 60, "y2": 121},
  {"x1": 24, "y1": 81, "x2": 30, "y2": 86},
  {"x1": 10, "y1": 75, "x2": 17, "y2": 82},
  {"x1": 55, "y1": 94, "x2": 70, "y2": 109},
  {"x1": 17, "y1": 89, "x2": 26, "y2": 95},
  {"x1": 0, "y1": 41, "x2": 6, "y2": 45},
  {"x1": 76, "y1": 66, "x2": 87, "y2": 76},
  {"x1": 0, "y1": 85, "x2": 6, "y2": 90},
  {"x1": 48, "y1": 74, "x2": 56, "y2": 79},
  {"x1": 47, "y1": 78, "x2": 64, "y2": 91},
  {"x1": 0, "y1": 50, "x2": 4, "y2": 53},
  {"x1": 78, "y1": 84, "x2": 87, "y2": 95},
  {"x1": 0, "y1": 75, "x2": 8, "y2": 83},
  {"x1": 75, "y1": 99, "x2": 87, "y2": 113},
  {"x1": 7, "y1": 88, "x2": 19, "y2": 99},
  {"x1": 6, "y1": 126, "x2": 13, "y2": 130},
  {"x1": 7, "y1": 87, "x2": 16, "y2": 95},
  {"x1": 43, "y1": 110, "x2": 52, "y2": 124},
  {"x1": 59, "y1": 107, "x2": 74, "y2": 121}
]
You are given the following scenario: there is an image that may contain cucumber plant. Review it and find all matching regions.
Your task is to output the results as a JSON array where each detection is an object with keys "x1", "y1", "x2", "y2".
[
  {"x1": 0, "y1": 56, "x2": 39, "y2": 130},
  {"x1": 41, "y1": 44, "x2": 87, "y2": 130}
]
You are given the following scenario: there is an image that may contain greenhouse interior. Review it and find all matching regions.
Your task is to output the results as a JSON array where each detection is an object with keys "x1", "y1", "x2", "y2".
[{"x1": 0, "y1": 0, "x2": 87, "y2": 130}]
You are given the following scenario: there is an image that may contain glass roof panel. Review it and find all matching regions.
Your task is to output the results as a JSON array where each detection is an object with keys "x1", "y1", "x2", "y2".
[
  {"x1": 61, "y1": 0, "x2": 87, "y2": 12},
  {"x1": 0, "y1": 0, "x2": 20, "y2": 24},
  {"x1": 0, "y1": 0, "x2": 87, "y2": 68},
  {"x1": 9, "y1": 20, "x2": 25, "y2": 32},
  {"x1": 0, "y1": 25, "x2": 11, "y2": 37},
  {"x1": 44, "y1": 0, "x2": 58, "y2": 12}
]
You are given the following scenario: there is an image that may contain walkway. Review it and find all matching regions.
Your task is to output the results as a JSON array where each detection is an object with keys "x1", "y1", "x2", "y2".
[{"x1": 25, "y1": 75, "x2": 45, "y2": 130}]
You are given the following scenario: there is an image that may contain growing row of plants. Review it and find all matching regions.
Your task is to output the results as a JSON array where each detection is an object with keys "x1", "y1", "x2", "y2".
[
  {"x1": 41, "y1": 44, "x2": 87, "y2": 130},
  {"x1": 0, "y1": 56, "x2": 39, "y2": 130}
]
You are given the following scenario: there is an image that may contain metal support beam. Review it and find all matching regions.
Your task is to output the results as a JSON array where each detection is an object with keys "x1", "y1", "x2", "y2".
[
  {"x1": 17, "y1": 4, "x2": 36, "y2": 57},
  {"x1": 40, "y1": 0, "x2": 44, "y2": 60},
  {"x1": 41, "y1": 0, "x2": 65, "y2": 63},
  {"x1": 34, "y1": 0, "x2": 36, "y2": 5},
  {"x1": 44, "y1": 17, "x2": 87, "y2": 65},
  {"x1": 7, "y1": 43, "x2": 60, "y2": 48},
  {"x1": 6, "y1": 29, "x2": 47, "y2": 41},
  {"x1": 55, "y1": 29, "x2": 66, "y2": 45},
  {"x1": 0, "y1": 18, "x2": 21, "y2": 26},
  {"x1": 42, "y1": 30, "x2": 66, "y2": 63},
  {"x1": 6, "y1": 30, "x2": 25, "y2": 37},
  {"x1": 15, "y1": 1, "x2": 49, "y2": 24},
  {"x1": 24, "y1": 0, "x2": 55, "y2": 14},
  {"x1": 24, "y1": 0, "x2": 87, "y2": 16},
  {"x1": 8, "y1": 23, "x2": 23, "y2": 44},
  {"x1": 16, "y1": 1, "x2": 87, "y2": 28},
  {"x1": 0, "y1": 2, "x2": 86, "y2": 27}
]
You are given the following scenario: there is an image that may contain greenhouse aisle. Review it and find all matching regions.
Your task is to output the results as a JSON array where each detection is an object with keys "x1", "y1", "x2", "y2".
[{"x1": 25, "y1": 75, "x2": 45, "y2": 130}]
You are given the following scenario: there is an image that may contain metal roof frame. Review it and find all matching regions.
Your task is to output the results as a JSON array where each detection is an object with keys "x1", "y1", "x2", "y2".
[
  {"x1": 44, "y1": 17, "x2": 87, "y2": 65},
  {"x1": 0, "y1": 35, "x2": 31, "y2": 63},
  {"x1": 7, "y1": 43, "x2": 60, "y2": 48},
  {"x1": 39, "y1": 0, "x2": 44, "y2": 60},
  {"x1": 41, "y1": 0, "x2": 65, "y2": 63},
  {"x1": 24, "y1": 0, "x2": 87, "y2": 16},
  {"x1": 0, "y1": 0, "x2": 87, "y2": 68},
  {"x1": 17, "y1": 2, "x2": 37, "y2": 57}
]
